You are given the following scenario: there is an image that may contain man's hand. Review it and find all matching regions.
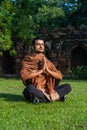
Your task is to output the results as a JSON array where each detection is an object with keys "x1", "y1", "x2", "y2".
[
  {"x1": 43, "y1": 57, "x2": 49, "y2": 72},
  {"x1": 43, "y1": 57, "x2": 62, "y2": 80},
  {"x1": 38, "y1": 59, "x2": 44, "y2": 70}
]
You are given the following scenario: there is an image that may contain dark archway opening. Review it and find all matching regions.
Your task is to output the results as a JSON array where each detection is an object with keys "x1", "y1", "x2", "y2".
[
  {"x1": 2, "y1": 51, "x2": 14, "y2": 74},
  {"x1": 71, "y1": 46, "x2": 87, "y2": 68}
]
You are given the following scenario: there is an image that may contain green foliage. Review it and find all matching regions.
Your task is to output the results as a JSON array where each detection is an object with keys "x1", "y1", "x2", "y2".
[
  {"x1": 0, "y1": 0, "x2": 15, "y2": 51},
  {"x1": 68, "y1": 0, "x2": 87, "y2": 27},
  {"x1": 10, "y1": 49, "x2": 17, "y2": 56},
  {"x1": 0, "y1": 0, "x2": 87, "y2": 53},
  {"x1": 12, "y1": 15, "x2": 37, "y2": 43},
  {"x1": 11, "y1": 0, "x2": 40, "y2": 45},
  {"x1": 36, "y1": 4, "x2": 65, "y2": 29},
  {"x1": 71, "y1": 66, "x2": 87, "y2": 79}
]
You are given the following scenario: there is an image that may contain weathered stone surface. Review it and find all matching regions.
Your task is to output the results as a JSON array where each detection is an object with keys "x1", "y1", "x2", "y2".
[{"x1": 0, "y1": 27, "x2": 87, "y2": 76}]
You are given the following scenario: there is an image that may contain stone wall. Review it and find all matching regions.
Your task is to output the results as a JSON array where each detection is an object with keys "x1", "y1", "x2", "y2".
[
  {"x1": 14, "y1": 30, "x2": 87, "y2": 76},
  {"x1": 0, "y1": 28, "x2": 87, "y2": 77}
]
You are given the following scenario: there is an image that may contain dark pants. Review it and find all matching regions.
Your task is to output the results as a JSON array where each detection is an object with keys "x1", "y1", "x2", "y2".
[{"x1": 23, "y1": 84, "x2": 71, "y2": 103}]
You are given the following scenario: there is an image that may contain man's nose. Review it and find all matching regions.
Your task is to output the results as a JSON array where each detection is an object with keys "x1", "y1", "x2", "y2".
[{"x1": 40, "y1": 45, "x2": 43, "y2": 47}]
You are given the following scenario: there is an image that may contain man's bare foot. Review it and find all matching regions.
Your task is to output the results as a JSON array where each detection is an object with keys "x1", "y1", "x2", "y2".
[
  {"x1": 48, "y1": 88, "x2": 60, "y2": 101},
  {"x1": 50, "y1": 92, "x2": 60, "y2": 101},
  {"x1": 48, "y1": 88, "x2": 57, "y2": 95},
  {"x1": 36, "y1": 86, "x2": 42, "y2": 90}
]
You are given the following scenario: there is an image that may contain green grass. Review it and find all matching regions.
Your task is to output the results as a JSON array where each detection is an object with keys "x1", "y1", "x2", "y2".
[{"x1": 0, "y1": 78, "x2": 87, "y2": 130}]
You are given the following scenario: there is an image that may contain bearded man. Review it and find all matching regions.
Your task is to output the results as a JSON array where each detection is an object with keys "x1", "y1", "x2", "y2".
[{"x1": 20, "y1": 37, "x2": 71, "y2": 104}]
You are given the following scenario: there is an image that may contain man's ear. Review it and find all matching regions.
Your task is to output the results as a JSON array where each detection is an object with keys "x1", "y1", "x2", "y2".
[{"x1": 32, "y1": 45, "x2": 34, "y2": 50}]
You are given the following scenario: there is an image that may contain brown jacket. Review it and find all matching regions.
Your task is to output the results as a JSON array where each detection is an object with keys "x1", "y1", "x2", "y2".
[{"x1": 20, "y1": 53, "x2": 60, "y2": 88}]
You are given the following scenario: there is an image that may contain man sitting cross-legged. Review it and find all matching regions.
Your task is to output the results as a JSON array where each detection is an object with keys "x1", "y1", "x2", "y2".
[{"x1": 20, "y1": 37, "x2": 71, "y2": 104}]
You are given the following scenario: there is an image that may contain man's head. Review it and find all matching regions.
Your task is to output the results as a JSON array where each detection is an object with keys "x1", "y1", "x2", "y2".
[{"x1": 32, "y1": 37, "x2": 45, "y2": 53}]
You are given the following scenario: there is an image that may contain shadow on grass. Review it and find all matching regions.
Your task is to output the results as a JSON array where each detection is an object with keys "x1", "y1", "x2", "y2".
[{"x1": 0, "y1": 93, "x2": 25, "y2": 102}]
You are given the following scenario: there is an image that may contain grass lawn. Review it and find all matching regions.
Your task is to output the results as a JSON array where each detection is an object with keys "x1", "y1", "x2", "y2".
[{"x1": 0, "y1": 78, "x2": 87, "y2": 130}]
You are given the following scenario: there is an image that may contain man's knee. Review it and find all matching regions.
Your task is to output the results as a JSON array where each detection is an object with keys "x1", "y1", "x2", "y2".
[
  {"x1": 66, "y1": 84, "x2": 72, "y2": 92},
  {"x1": 23, "y1": 88, "x2": 30, "y2": 100},
  {"x1": 27, "y1": 84, "x2": 35, "y2": 92}
]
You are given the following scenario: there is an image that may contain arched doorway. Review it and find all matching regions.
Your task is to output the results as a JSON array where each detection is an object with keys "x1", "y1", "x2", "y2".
[
  {"x1": 2, "y1": 51, "x2": 14, "y2": 74},
  {"x1": 71, "y1": 45, "x2": 87, "y2": 68}
]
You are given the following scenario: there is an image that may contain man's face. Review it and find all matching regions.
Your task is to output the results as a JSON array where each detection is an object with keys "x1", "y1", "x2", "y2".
[{"x1": 34, "y1": 39, "x2": 45, "y2": 53}]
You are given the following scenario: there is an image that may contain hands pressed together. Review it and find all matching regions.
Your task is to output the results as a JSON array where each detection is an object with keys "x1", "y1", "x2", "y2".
[
  {"x1": 38, "y1": 57, "x2": 49, "y2": 73},
  {"x1": 37, "y1": 57, "x2": 60, "y2": 101}
]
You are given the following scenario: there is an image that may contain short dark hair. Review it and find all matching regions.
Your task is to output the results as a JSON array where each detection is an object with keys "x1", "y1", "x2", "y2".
[{"x1": 32, "y1": 36, "x2": 45, "y2": 46}]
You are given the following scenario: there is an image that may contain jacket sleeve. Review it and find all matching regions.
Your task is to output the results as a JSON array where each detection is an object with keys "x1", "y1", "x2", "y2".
[
  {"x1": 20, "y1": 56, "x2": 33, "y2": 84},
  {"x1": 20, "y1": 55, "x2": 39, "y2": 85}
]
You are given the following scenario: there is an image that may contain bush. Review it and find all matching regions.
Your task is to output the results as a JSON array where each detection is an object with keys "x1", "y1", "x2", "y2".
[{"x1": 71, "y1": 65, "x2": 87, "y2": 79}]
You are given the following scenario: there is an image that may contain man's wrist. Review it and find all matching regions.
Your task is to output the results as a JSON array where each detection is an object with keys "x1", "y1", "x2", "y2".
[{"x1": 39, "y1": 69, "x2": 44, "y2": 74}]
